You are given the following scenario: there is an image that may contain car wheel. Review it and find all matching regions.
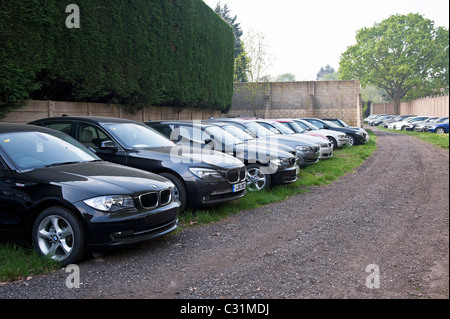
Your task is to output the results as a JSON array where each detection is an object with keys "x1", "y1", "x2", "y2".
[
  {"x1": 32, "y1": 206, "x2": 87, "y2": 266},
  {"x1": 346, "y1": 134, "x2": 355, "y2": 146},
  {"x1": 160, "y1": 172, "x2": 187, "y2": 213},
  {"x1": 436, "y1": 128, "x2": 446, "y2": 134},
  {"x1": 246, "y1": 164, "x2": 271, "y2": 191},
  {"x1": 327, "y1": 137, "x2": 337, "y2": 150}
]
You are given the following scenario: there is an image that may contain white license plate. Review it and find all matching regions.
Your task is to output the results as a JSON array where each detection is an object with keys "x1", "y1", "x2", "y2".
[{"x1": 232, "y1": 182, "x2": 246, "y2": 192}]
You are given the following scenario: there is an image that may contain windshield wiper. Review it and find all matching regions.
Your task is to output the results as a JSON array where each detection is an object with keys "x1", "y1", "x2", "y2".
[{"x1": 46, "y1": 161, "x2": 83, "y2": 167}]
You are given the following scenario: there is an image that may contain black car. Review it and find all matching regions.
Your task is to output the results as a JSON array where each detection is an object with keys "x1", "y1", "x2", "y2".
[
  {"x1": 146, "y1": 121, "x2": 299, "y2": 192},
  {"x1": 301, "y1": 118, "x2": 370, "y2": 146},
  {"x1": 0, "y1": 123, "x2": 179, "y2": 265},
  {"x1": 29, "y1": 117, "x2": 247, "y2": 212},
  {"x1": 209, "y1": 118, "x2": 320, "y2": 166}
]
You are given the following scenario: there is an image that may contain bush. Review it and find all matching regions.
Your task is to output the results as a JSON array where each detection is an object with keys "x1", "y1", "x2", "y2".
[{"x1": 0, "y1": 0, "x2": 235, "y2": 118}]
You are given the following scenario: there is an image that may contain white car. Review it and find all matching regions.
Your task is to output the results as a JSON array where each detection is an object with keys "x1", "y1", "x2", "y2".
[
  {"x1": 293, "y1": 119, "x2": 349, "y2": 149},
  {"x1": 389, "y1": 116, "x2": 430, "y2": 130}
]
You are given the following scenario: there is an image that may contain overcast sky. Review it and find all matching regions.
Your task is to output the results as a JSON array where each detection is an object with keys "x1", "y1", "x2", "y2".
[{"x1": 202, "y1": 0, "x2": 450, "y2": 81}]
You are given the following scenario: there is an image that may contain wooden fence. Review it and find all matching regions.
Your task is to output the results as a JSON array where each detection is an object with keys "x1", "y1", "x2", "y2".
[
  {"x1": 2, "y1": 100, "x2": 222, "y2": 124},
  {"x1": 371, "y1": 94, "x2": 449, "y2": 117}
]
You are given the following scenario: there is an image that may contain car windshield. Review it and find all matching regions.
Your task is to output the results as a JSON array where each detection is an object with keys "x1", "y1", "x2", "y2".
[
  {"x1": 103, "y1": 123, "x2": 174, "y2": 149},
  {"x1": 219, "y1": 124, "x2": 254, "y2": 142},
  {"x1": 0, "y1": 131, "x2": 99, "y2": 171},
  {"x1": 295, "y1": 120, "x2": 319, "y2": 131},
  {"x1": 323, "y1": 120, "x2": 340, "y2": 128},
  {"x1": 243, "y1": 121, "x2": 276, "y2": 137},
  {"x1": 203, "y1": 125, "x2": 245, "y2": 145},
  {"x1": 269, "y1": 121, "x2": 296, "y2": 135}
]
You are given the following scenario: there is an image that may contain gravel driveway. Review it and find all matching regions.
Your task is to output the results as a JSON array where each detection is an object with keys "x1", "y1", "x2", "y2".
[{"x1": 1, "y1": 127, "x2": 448, "y2": 300}]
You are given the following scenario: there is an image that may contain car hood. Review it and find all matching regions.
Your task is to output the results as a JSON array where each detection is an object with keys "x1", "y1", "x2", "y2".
[
  {"x1": 136, "y1": 146, "x2": 245, "y2": 169},
  {"x1": 20, "y1": 161, "x2": 173, "y2": 202}
]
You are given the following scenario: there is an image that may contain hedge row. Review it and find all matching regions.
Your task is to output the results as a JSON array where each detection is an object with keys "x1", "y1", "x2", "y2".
[{"x1": 0, "y1": 0, "x2": 235, "y2": 117}]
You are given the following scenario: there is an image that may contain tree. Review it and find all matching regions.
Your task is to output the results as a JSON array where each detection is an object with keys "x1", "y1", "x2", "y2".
[
  {"x1": 243, "y1": 29, "x2": 274, "y2": 83},
  {"x1": 276, "y1": 73, "x2": 296, "y2": 82},
  {"x1": 316, "y1": 65, "x2": 336, "y2": 80},
  {"x1": 339, "y1": 13, "x2": 449, "y2": 114},
  {"x1": 214, "y1": 2, "x2": 248, "y2": 82}
]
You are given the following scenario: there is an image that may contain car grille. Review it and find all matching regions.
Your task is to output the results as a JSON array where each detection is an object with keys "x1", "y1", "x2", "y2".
[
  {"x1": 139, "y1": 189, "x2": 172, "y2": 209},
  {"x1": 226, "y1": 167, "x2": 246, "y2": 184}
]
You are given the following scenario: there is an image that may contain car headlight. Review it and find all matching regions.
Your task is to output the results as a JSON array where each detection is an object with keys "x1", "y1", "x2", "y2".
[
  {"x1": 428, "y1": 125, "x2": 437, "y2": 129},
  {"x1": 84, "y1": 195, "x2": 135, "y2": 212},
  {"x1": 338, "y1": 135, "x2": 347, "y2": 139},
  {"x1": 271, "y1": 158, "x2": 292, "y2": 167},
  {"x1": 189, "y1": 168, "x2": 224, "y2": 181},
  {"x1": 295, "y1": 145, "x2": 310, "y2": 151}
]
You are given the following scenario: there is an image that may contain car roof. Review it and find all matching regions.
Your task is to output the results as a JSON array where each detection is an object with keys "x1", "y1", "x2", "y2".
[
  {"x1": 31, "y1": 116, "x2": 142, "y2": 125},
  {"x1": 0, "y1": 122, "x2": 61, "y2": 134}
]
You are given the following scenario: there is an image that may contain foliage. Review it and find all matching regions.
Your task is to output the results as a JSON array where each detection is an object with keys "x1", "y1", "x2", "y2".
[
  {"x1": 316, "y1": 65, "x2": 336, "y2": 80},
  {"x1": 214, "y1": 2, "x2": 248, "y2": 82},
  {"x1": 275, "y1": 73, "x2": 297, "y2": 82},
  {"x1": 0, "y1": 0, "x2": 235, "y2": 118},
  {"x1": 339, "y1": 13, "x2": 449, "y2": 114}
]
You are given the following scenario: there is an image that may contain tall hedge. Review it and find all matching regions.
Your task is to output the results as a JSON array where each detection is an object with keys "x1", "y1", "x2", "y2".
[{"x1": 0, "y1": 0, "x2": 235, "y2": 117}]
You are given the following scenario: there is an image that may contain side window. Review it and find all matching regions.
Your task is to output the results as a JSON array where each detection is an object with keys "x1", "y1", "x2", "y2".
[
  {"x1": 77, "y1": 123, "x2": 110, "y2": 149},
  {"x1": 41, "y1": 122, "x2": 73, "y2": 136},
  {"x1": 310, "y1": 120, "x2": 325, "y2": 129}
]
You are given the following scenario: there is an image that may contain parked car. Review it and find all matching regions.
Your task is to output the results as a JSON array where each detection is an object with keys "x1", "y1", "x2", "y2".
[
  {"x1": 364, "y1": 114, "x2": 388, "y2": 124},
  {"x1": 404, "y1": 117, "x2": 439, "y2": 131},
  {"x1": 423, "y1": 118, "x2": 449, "y2": 134},
  {"x1": 29, "y1": 117, "x2": 247, "y2": 212},
  {"x1": 254, "y1": 119, "x2": 334, "y2": 160},
  {"x1": 0, "y1": 123, "x2": 179, "y2": 265},
  {"x1": 388, "y1": 116, "x2": 430, "y2": 130},
  {"x1": 203, "y1": 120, "x2": 299, "y2": 158},
  {"x1": 292, "y1": 119, "x2": 349, "y2": 149},
  {"x1": 415, "y1": 117, "x2": 448, "y2": 132},
  {"x1": 146, "y1": 121, "x2": 299, "y2": 191},
  {"x1": 300, "y1": 118, "x2": 369, "y2": 146},
  {"x1": 380, "y1": 115, "x2": 416, "y2": 128},
  {"x1": 370, "y1": 115, "x2": 396, "y2": 126},
  {"x1": 214, "y1": 118, "x2": 321, "y2": 167}
]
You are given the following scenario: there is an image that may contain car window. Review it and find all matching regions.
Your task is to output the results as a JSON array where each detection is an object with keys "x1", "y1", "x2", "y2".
[
  {"x1": 42, "y1": 122, "x2": 73, "y2": 135},
  {"x1": 77, "y1": 122, "x2": 111, "y2": 149},
  {"x1": 0, "y1": 131, "x2": 98, "y2": 170},
  {"x1": 308, "y1": 120, "x2": 325, "y2": 129},
  {"x1": 103, "y1": 123, "x2": 174, "y2": 149}
]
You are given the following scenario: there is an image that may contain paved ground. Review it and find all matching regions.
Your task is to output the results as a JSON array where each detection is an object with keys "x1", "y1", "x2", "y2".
[{"x1": 1, "y1": 127, "x2": 448, "y2": 301}]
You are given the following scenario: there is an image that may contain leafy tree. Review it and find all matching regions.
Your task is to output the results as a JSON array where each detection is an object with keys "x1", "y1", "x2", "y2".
[
  {"x1": 339, "y1": 13, "x2": 449, "y2": 114},
  {"x1": 214, "y1": 2, "x2": 248, "y2": 82},
  {"x1": 276, "y1": 73, "x2": 296, "y2": 82},
  {"x1": 316, "y1": 65, "x2": 336, "y2": 80}
]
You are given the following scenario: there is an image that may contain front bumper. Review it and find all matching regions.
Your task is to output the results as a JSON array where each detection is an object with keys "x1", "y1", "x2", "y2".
[
  {"x1": 77, "y1": 201, "x2": 180, "y2": 249},
  {"x1": 271, "y1": 165, "x2": 299, "y2": 185}
]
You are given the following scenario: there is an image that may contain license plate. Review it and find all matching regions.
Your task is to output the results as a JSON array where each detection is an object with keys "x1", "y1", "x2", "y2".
[{"x1": 232, "y1": 182, "x2": 246, "y2": 192}]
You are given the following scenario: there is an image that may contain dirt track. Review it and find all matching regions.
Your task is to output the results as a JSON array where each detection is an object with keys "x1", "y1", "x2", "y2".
[{"x1": 1, "y1": 127, "x2": 448, "y2": 300}]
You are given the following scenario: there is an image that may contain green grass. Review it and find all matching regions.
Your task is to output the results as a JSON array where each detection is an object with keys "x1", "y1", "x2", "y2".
[
  {"x1": 378, "y1": 127, "x2": 449, "y2": 149},
  {"x1": 0, "y1": 130, "x2": 378, "y2": 282},
  {"x1": 0, "y1": 243, "x2": 58, "y2": 282}
]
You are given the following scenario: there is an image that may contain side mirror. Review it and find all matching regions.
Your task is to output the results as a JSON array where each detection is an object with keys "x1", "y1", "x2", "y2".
[{"x1": 99, "y1": 140, "x2": 118, "y2": 152}]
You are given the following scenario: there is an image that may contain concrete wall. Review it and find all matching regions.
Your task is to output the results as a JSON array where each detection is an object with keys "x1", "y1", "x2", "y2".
[
  {"x1": 228, "y1": 80, "x2": 363, "y2": 127},
  {"x1": 2, "y1": 100, "x2": 222, "y2": 124}
]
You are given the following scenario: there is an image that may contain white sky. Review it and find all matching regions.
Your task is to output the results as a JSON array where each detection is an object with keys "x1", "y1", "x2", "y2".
[{"x1": 202, "y1": 0, "x2": 450, "y2": 81}]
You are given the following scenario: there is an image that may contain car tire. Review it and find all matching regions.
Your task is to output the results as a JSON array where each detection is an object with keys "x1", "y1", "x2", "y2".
[
  {"x1": 160, "y1": 172, "x2": 187, "y2": 213},
  {"x1": 246, "y1": 164, "x2": 271, "y2": 192},
  {"x1": 327, "y1": 137, "x2": 337, "y2": 150},
  {"x1": 346, "y1": 134, "x2": 355, "y2": 146},
  {"x1": 436, "y1": 128, "x2": 446, "y2": 134},
  {"x1": 32, "y1": 206, "x2": 87, "y2": 266}
]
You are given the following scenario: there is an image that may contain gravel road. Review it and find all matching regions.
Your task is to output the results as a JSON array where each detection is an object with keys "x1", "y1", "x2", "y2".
[{"x1": 1, "y1": 127, "x2": 448, "y2": 300}]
